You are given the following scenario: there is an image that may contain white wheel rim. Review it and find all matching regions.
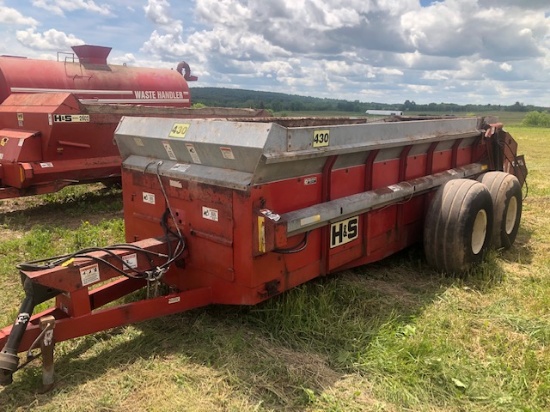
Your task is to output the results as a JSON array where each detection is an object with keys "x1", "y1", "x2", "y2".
[
  {"x1": 505, "y1": 196, "x2": 518, "y2": 235},
  {"x1": 471, "y1": 209, "x2": 488, "y2": 254}
]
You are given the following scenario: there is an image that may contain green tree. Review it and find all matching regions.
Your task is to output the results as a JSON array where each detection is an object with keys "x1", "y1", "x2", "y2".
[{"x1": 522, "y1": 111, "x2": 550, "y2": 127}]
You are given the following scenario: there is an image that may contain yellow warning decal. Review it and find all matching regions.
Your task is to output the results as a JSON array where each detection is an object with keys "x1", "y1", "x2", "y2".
[
  {"x1": 258, "y1": 216, "x2": 266, "y2": 253},
  {"x1": 169, "y1": 123, "x2": 190, "y2": 138}
]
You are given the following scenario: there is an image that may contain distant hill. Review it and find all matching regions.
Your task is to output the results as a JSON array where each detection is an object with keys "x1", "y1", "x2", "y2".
[
  {"x1": 189, "y1": 87, "x2": 547, "y2": 114},
  {"x1": 189, "y1": 87, "x2": 374, "y2": 113}
]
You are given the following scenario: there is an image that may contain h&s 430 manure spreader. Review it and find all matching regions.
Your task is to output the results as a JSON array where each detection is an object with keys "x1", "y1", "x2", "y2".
[{"x1": 0, "y1": 114, "x2": 526, "y2": 388}]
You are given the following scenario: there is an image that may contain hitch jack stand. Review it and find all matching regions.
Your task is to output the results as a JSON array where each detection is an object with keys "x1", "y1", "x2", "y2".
[{"x1": 38, "y1": 316, "x2": 55, "y2": 393}]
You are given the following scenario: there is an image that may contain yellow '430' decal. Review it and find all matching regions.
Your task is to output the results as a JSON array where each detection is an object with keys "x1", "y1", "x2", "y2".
[
  {"x1": 313, "y1": 129, "x2": 330, "y2": 147},
  {"x1": 169, "y1": 123, "x2": 190, "y2": 138}
]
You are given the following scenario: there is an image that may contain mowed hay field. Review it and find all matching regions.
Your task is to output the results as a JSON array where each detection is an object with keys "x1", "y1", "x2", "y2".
[{"x1": 0, "y1": 123, "x2": 549, "y2": 411}]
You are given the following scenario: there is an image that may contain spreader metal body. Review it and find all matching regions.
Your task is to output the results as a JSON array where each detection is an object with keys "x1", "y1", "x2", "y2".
[
  {"x1": 116, "y1": 116, "x2": 525, "y2": 303},
  {"x1": 0, "y1": 115, "x2": 527, "y2": 387}
]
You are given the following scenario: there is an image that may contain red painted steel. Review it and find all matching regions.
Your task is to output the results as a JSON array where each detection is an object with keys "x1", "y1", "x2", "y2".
[
  {"x1": 0, "y1": 45, "x2": 205, "y2": 199},
  {"x1": 0, "y1": 95, "x2": 270, "y2": 199},
  {"x1": 0, "y1": 45, "x2": 192, "y2": 106},
  {"x1": 0, "y1": 117, "x2": 528, "y2": 386},
  {"x1": 119, "y1": 126, "x2": 491, "y2": 306},
  {"x1": 0, "y1": 287, "x2": 212, "y2": 354}
]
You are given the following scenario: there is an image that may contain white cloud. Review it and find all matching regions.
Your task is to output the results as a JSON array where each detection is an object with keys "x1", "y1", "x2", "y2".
[
  {"x1": 31, "y1": 0, "x2": 113, "y2": 16},
  {"x1": 500, "y1": 63, "x2": 513, "y2": 72},
  {"x1": 0, "y1": 6, "x2": 38, "y2": 26},
  {"x1": 401, "y1": 0, "x2": 548, "y2": 61},
  {"x1": 16, "y1": 28, "x2": 84, "y2": 51},
  {"x1": 168, "y1": 0, "x2": 549, "y2": 104},
  {"x1": 407, "y1": 84, "x2": 434, "y2": 94},
  {"x1": 1, "y1": 0, "x2": 549, "y2": 105},
  {"x1": 379, "y1": 68, "x2": 404, "y2": 76},
  {"x1": 144, "y1": 0, "x2": 182, "y2": 33}
]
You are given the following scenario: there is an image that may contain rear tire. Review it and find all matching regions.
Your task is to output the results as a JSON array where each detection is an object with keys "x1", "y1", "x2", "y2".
[
  {"x1": 477, "y1": 171, "x2": 522, "y2": 249},
  {"x1": 424, "y1": 179, "x2": 493, "y2": 274}
]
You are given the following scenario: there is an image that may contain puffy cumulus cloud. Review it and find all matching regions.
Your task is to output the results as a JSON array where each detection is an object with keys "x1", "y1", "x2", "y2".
[
  {"x1": 202, "y1": 0, "x2": 417, "y2": 55},
  {"x1": 145, "y1": 29, "x2": 281, "y2": 60},
  {"x1": 142, "y1": 26, "x2": 291, "y2": 67},
  {"x1": 195, "y1": 0, "x2": 252, "y2": 28},
  {"x1": 141, "y1": 0, "x2": 420, "y2": 86},
  {"x1": 401, "y1": 0, "x2": 549, "y2": 61},
  {"x1": 134, "y1": 0, "x2": 550, "y2": 105},
  {"x1": 1, "y1": 0, "x2": 547, "y2": 104},
  {"x1": 31, "y1": 0, "x2": 112, "y2": 16},
  {"x1": 110, "y1": 52, "x2": 138, "y2": 66},
  {"x1": 0, "y1": 5, "x2": 38, "y2": 26},
  {"x1": 16, "y1": 28, "x2": 84, "y2": 51},
  {"x1": 401, "y1": 1, "x2": 475, "y2": 57},
  {"x1": 144, "y1": 0, "x2": 182, "y2": 34}
]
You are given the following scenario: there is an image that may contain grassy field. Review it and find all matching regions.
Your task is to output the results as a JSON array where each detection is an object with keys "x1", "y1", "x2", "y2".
[{"x1": 0, "y1": 123, "x2": 548, "y2": 411}]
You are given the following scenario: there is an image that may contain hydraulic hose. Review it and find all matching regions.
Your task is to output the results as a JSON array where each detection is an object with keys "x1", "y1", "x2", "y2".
[{"x1": 0, "y1": 278, "x2": 36, "y2": 385}]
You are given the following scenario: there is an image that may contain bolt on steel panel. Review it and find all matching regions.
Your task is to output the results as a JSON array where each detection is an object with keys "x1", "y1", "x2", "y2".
[{"x1": 115, "y1": 116, "x2": 485, "y2": 190}]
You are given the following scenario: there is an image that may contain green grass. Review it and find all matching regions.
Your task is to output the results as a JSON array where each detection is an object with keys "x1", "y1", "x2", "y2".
[{"x1": 0, "y1": 126, "x2": 549, "y2": 411}]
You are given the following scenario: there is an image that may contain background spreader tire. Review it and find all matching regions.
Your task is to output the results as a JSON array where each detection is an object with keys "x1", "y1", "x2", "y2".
[
  {"x1": 477, "y1": 171, "x2": 522, "y2": 250},
  {"x1": 424, "y1": 179, "x2": 493, "y2": 274}
]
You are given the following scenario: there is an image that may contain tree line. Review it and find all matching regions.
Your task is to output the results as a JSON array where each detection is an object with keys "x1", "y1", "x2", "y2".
[{"x1": 190, "y1": 87, "x2": 548, "y2": 114}]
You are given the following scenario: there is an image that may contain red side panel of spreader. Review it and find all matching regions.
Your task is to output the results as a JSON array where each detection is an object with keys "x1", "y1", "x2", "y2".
[{"x1": 116, "y1": 117, "x2": 492, "y2": 307}]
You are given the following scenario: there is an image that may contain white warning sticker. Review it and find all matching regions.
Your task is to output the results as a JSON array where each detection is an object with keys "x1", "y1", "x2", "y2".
[
  {"x1": 185, "y1": 143, "x2": 201, "y2": 164},
  {"x1": 80, "y1": 263, "x2": 100, "y2": 286},
  {"x1": 40, "y1": 162, "x2": 54, "y2": 168},
  {"x1": 220, "y1": 147, "x2": 235, "y2": 160},
  {"x1": 170, "y1": 179, "x2": 182, "y2": 188},
  {"x1": 143, "y1": 192, "x2": 156, "y2": 204},
  {"x1": 163, "y1": 141, "x2": 177, "y2": 160},
  {"x1": 202, "y1": 206, "x2": 219, "y2": 222},
  {"x1": 304, "y1": 177, "x2": 317, "y2": 186},
  {"x1": 170, "y1": 163, "x2": 191, "y2": 173},
  {"x1": 122, "y1": 253, "x2": 138, "y2": 271}
]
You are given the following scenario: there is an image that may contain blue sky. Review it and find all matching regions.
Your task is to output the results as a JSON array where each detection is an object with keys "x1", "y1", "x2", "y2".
[{"x1": 1, "y1": 0, "x2": 549, "y2": 106}]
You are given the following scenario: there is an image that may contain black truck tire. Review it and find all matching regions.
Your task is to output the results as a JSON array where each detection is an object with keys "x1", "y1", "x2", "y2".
[
  {"x1": 477, "y1": 171, "x2": 522, "y2": 249},
  {"x1": 424, "y1": 179, "x2": 493, "y2": 274}
]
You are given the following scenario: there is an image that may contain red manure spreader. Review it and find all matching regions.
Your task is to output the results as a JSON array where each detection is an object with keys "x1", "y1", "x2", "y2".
[{"x1": 0, "y1": 72, "x2": 527, "y2": 388}]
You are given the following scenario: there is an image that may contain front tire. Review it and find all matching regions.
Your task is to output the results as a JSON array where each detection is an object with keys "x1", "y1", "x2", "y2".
[
  {"x1": 424, "y1": 179, "x2": 494, "y2": 274},
  {"x1": 477, "y1": 171, "x2": 522, "y2": 250}
]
